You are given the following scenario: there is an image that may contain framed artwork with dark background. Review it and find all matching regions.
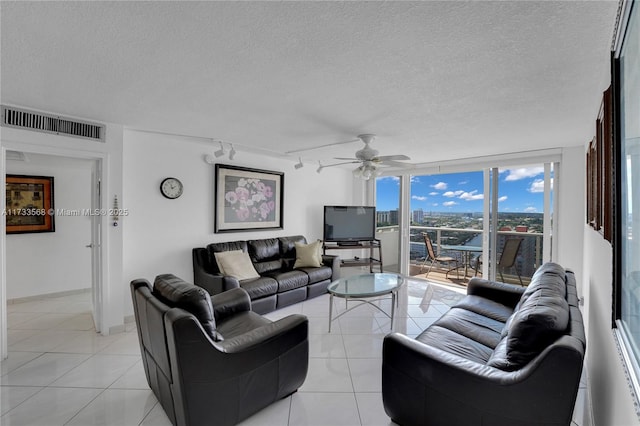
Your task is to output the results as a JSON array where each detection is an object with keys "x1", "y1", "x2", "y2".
[{"x1": 5, "y1": 174, "x2": 55, "y2": 234}]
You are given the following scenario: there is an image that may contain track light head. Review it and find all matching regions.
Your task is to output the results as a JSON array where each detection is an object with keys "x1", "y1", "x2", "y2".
[
  {"x1": 228, "y1": 144, "x2": 236, "y2": 160},
  {"x1": 294, "y1": 157, "x2": 304, "y2": 170},
  {"x1": 214, "y1": 141, "x2": 225, "y2": 158}
]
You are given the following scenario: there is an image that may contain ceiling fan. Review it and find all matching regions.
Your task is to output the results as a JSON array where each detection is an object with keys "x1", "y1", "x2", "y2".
[{"x1": 317, "y1": 134, "x2": 412, "y2": 179}]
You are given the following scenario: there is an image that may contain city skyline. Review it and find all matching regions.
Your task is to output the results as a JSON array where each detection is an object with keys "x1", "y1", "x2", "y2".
[{"x1": 376, "y1": 167, "x2": 551, "y2": 214}]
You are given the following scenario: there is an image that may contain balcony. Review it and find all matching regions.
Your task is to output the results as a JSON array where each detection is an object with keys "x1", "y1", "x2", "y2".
[{"x1": 376, "y1": 225, "x2": 543, "y2": 287}]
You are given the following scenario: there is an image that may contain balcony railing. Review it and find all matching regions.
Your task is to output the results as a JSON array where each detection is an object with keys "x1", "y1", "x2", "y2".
[{"x1": 376, "y1": 225, "x2": 544, "y2": 286}]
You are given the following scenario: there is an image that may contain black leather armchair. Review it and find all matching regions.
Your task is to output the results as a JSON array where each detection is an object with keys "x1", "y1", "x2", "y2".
[{"x1": 131, "y1": 274, "x2": 308, "y2": 426}]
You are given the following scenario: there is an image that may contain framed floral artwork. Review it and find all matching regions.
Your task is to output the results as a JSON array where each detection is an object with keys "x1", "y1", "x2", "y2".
[
  {"x1": 5, "y1": 174, "x2": 55, "y2": 234},
  {"x1": 214, "y1": 164, "x2": 284, "y2": 233}
]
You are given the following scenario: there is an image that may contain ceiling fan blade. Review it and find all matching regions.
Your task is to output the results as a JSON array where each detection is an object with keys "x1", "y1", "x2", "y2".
[
  {"x1": 334, "y1": 157, "x2": 358, "y2": 161},
  {"x1": 379, "y1": 160, "x2": 415, "y2": 168},
  {"x1": 285, "y1": 139, "x2": 359, "y2": 155},
  {"x1": 321, "y1": 161, "x2": 360, "y2": 168},
  {"x1": 376, "y1": 154, "x2": 411, "y2": 161}
]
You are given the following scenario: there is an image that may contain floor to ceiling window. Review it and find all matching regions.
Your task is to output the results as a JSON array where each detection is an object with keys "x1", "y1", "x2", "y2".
[
  {"x1": 615, "y1": 0, "x2": 640, "y2": 394},
  {"x1": 375, "y1": 161, "x2": 555, "y2": 284}
]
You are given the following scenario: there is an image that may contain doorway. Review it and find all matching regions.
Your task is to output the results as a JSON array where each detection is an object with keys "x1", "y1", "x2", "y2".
[{"x1": 1, "y1": 150, "x2": 104, "y2": 359}]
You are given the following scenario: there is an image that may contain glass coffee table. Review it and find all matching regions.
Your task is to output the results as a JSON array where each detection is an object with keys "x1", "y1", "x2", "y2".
[{"x1": 327, "y1": 273, "x2": 404, "y2": 332}]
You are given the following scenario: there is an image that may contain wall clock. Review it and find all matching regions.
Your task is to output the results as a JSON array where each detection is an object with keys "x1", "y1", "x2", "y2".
[{"x1": 160, "y1": 177, "x2": 183, "y2": 199}]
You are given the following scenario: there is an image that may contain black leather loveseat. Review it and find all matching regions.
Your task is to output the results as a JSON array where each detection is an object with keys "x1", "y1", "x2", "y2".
[
  {"x1": 382, "y1": 262, "x2": 585, "y2": 426},
  {"x1": 131, "y1": 274, "x2": 308, "y2": 426},
  {"x1": 193, "y1": 235, "x2": 339, "y2": 314}
]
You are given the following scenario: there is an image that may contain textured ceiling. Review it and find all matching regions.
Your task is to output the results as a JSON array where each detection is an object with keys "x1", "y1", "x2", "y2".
[{"x1": 0, "y1": 1, "x2": 618, "y2": 167}]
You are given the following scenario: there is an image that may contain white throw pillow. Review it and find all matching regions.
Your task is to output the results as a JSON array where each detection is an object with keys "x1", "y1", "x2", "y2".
[
  {"x1": 214, "y1": 250, "x2": 260, "y2": 281},
  {"x1": 294, "y1": 240, "x2": 323, "y2": 269}
]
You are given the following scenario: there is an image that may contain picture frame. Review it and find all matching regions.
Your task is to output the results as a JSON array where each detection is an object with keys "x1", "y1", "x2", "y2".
[
  {"x1": 5, "y1": 174, "x2": 55, "y2": 234},
  {"x1": 215, "y1": 164, "x2": 284, "y2": 233}
]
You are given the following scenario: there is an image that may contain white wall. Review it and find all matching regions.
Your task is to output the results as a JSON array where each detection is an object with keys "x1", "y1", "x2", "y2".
[
  {"x1": 6, "y1": 155, "x2": 92, "y2": 299},
  {"x1": 556, "y1": 146, "x2": 586, "y2": 292},
  {"x1": 122, "y1": 129, "x2": 354, "y2": 316},
  {"x1": 584, "y1": 228, "x2": 639, "y2": 425}
]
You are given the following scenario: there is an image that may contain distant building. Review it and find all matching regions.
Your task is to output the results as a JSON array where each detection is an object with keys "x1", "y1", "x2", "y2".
[
  {"x1": 389, "y1": 209, "x2": 399, "y2": 225},
  {"x1": 515, "y1": 225, "x2": 528, "y2": 232},
  {"x1": 412, "y1": 209, "x2": 424, "y2": 224},
  {"x1": 377, "y1": 210, "x2": 390, "y2": 224}
]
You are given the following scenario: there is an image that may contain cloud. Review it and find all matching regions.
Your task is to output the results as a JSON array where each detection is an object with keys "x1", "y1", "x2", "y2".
[
  {"x1": 524, "y1": 206, "x2": 538, "y2": 213},
  {"x1": 411, "y1": 176, "x2": 420, "y2": 183},
  {"x1": 432, "y1": 203, "x2": 439, "y2": 206},
  {"x1": 432, "y1": 182, "x2": 447, "y2": 190},
  {"x1": 443, "y1": 201, "x2": 458, "y2": 207},
  {"x1": 504, "y1": 167, "x2": 544, "y2": 181},
  {"x1": 460, "y1": 190, "x2": 484, "y2": 201},
  {"x1": 498, "y1": 195, "x2": 508, "y2": 202},
  {"x1": 378, "y1": 176, "x2": 399, "y2": 182},
  {"x1": 443, "y1": 190, "x2": 464, "y2": 198},
  {"x1": 458, "y1": 180, "x2": 468, "y2": 185},
  {"x1": 429, "y1": 192, "x2": 439, "y2": 196},
  {"x1": 412, "y1": 195, "x2": 427, "y2": 201},
  {"x1": 528, "y1": 178, "x2": 553, "y2": 193}
]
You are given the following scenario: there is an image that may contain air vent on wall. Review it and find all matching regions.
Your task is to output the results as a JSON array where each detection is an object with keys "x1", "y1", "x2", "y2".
[
  {"x1": 6, "y1": 150, "x2": 28, "y2": 162},
  {"x1": 1, "y1": 105, "x2": 105, "y2": 142}
]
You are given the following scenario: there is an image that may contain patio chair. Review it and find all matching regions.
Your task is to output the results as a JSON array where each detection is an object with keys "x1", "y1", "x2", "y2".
[
  {"x1": 498, "y1": 238, "x2": 524, "y2": 285},
  {"x1": 420, "y1": 233, "x2": 459, "y2": 280},
  {"x1": 472, "y1": 238, "x2": 524, "y2": 285}
]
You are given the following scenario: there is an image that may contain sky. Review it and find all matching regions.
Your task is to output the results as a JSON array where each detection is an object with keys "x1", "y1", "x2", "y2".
[{"x1": 376, "y1": 167, "x2": 552, "y2": 214}]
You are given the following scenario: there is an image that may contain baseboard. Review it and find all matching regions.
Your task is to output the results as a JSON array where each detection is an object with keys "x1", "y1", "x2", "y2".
[
  {"x1": 7, "y1": 288, "x2": 92, "y2": 304},
  {"x1": 124, "y1": 314, "x2": 135, "y2": 324}
]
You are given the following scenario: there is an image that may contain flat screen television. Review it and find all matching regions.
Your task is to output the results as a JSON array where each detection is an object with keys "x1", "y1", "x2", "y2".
[{"x1": 323, "y1": 205, "x2": 376, "y2": 243}]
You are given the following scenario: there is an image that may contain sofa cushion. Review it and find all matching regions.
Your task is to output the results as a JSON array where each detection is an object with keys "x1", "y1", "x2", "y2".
[
  {"x1": 294, "y1": 240, "x2": 323, "y2": 268},
  {"x1": 239, "y1": 276, "x2": 278, "y2": 299},
  {"x1": 279, "y1": 235, "x2": 307, "y2": 258},
  {"x1": 490, "y1": 288, "x2": 569, "y2": 369},
  {"x1": 298, "y1": 265, "x2": 333, "y2": 284},
  {"x1": 215, "y1": 311, "x2": 272, "y2": 339},
  {"x1": 153, "y1": 274, "x2": 221, "y2": 341},
  {"x1": 417, "y1": 325, "x2": 494, "y2": 364},
  {"x1": 267, "y1": 270, "x2": 309, "y2": 293},
  {"x1": 249, "y1": 238, "x2": 283, "y2": 274},
  {"x1": 454, "y1": 295, "x2": 515, "y2": 322},
  {"x1": 434, "y1": 307, "x2": 505, "y2": 349},
  {"x1": 520, "y1": 262, "x2": 567, "y2": 303}
]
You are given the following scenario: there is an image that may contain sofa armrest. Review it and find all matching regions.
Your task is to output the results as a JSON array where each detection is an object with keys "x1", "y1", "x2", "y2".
[
  {"x1": 322, "y1": 254, "x2": 340, "y2": 280},
  {"x1": 466, "y1": 277, "x2": 525, "y2": 308},
  {"x1": 166, "y1": 310, "x2": 308, "y2": 380},
  {"x1": 217, "y1": 314, "x2": 309, "y2": 353},
  {"x1": 211, "y1": 288, "x2": 251, "y2": 322}
]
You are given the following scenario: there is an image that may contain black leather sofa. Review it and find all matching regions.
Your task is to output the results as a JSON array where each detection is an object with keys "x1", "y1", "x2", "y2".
[
  {"x1": 131, "y1": 274, "x2": 308, "y2": 426},
  {"x1": 193, "y1": 235, "x2": 340, "y2": 314},
  {"x1": 383, "y1": 262, "x2": 585, "y2": 426}
]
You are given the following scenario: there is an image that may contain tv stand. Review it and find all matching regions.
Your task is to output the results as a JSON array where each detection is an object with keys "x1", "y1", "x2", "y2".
[
  {"x1": 337, "y1": 241, "x2": 362, "y2": 247},
  {"x1": 323, "y1": 239, "x2": 383, "y2": 273}
]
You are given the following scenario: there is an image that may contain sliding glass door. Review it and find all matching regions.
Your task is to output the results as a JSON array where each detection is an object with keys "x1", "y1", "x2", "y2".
[{"x1": 376, "y1": 161, "x2": 555, "y2": 284}]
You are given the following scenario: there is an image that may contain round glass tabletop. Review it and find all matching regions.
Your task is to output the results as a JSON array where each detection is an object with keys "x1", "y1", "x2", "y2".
[{"x1": 327, "y1": 273, "x2": 403, "y2": 298}]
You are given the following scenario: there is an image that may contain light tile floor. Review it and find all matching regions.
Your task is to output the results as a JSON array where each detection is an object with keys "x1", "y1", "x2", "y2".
[{"x1": 1, "y1": 278, "x2": 591, "y2": 426}]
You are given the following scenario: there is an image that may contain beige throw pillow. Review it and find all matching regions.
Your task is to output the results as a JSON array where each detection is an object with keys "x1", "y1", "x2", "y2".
[
  {"x1": 213, "y1": 250, "x2": 242, "y2": 275},
  {"x1": 214, "y1": 250, "x2": 260, "y2": 281},
  {"x1": 294, "y1": 240, "x2": 323, "y2": 269}
]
